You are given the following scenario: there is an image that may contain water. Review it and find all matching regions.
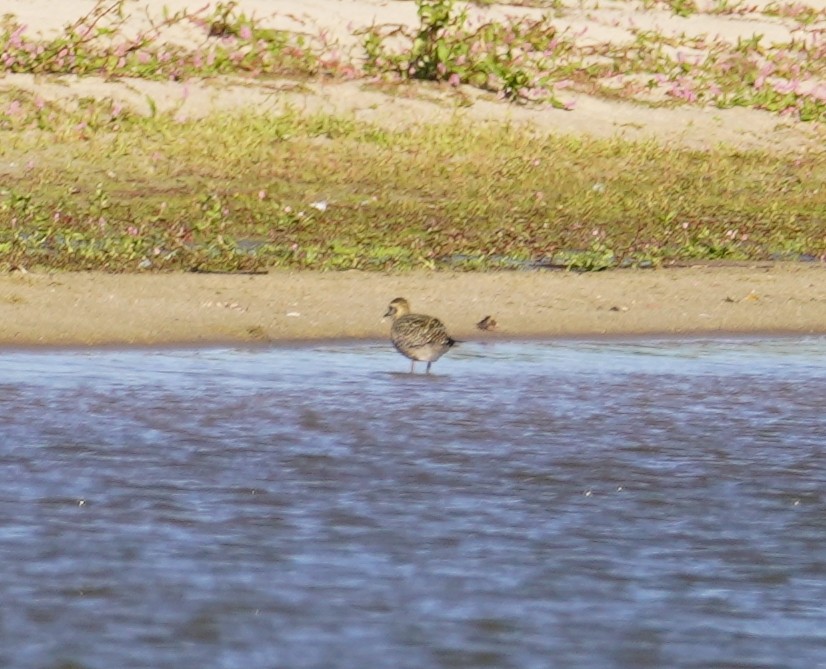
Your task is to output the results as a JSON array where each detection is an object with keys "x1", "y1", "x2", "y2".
[{"x1": 1, "y1": 337, "x2": 825, "y2": 669}]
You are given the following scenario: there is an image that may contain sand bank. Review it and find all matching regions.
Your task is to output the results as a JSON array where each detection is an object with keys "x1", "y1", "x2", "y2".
[{"x1": 1, "y1": 265, "x2": 824, "y2": 346}]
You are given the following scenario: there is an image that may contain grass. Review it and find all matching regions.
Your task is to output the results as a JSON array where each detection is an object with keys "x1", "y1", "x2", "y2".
[
  {"x1": 0, "y1": 0, "x2": 825, "y2": 272},
  {"x1": 1, "y1": 94, "x2": 824, "y2": 272}
]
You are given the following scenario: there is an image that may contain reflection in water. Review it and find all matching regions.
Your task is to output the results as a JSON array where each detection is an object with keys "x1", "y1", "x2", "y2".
[{"x1": 1, "y1": 337, "x2": 826, "y2": 668}]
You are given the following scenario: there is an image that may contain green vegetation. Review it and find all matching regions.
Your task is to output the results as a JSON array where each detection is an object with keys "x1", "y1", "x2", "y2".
[
  {"x1": 362, "y1": 0, "x2": 571, "y2": 107},
  {"x1": 1, "y1": 0, "x2": 825, "y2": 272},
  {"x1": 2, "y1": 96, "x2": 824, "y2": 271},
  {"x1": 0, "y1": 1, "x2": 329, "y2": 80}
]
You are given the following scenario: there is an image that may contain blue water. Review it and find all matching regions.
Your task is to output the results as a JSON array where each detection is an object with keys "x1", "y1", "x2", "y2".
[{"x1": 1, "y1": 337, "x2": 825, "y2": 669}]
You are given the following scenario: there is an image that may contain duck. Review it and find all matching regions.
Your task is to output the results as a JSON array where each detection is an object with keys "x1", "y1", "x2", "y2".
[{"x1": 383, "y1": 297, "x2": 456, "y2": 374}]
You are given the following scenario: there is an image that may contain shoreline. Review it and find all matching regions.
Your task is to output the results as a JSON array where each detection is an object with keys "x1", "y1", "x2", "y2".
[
  {"x1": 2, "y1": 264, "x2": 825, "y2": 347},
  {"x1": 0, "y1": 331, "x2": 822, "y2": 354}
]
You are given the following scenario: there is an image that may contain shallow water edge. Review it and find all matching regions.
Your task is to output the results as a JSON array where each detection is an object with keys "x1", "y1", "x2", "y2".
[{"x1": 2, "y1": 327, "x2": 826, "y2": 353}]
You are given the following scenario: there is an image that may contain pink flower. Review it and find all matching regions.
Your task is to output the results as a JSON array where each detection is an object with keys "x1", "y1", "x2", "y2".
[
  {"x1": 667, "y1": 77, "x2": 698, "y2": 102},
  {"x1": 239, "y1": 25, "x2": 253, "y2": 41},
  {"x1": 9, "y1": 25, "x2": 26, "y2": 49},
  {"x1": 448, "y1": 73, "x2": 461, "y2": 87},
  {"x1": 773, "y1": 79, "x2": 799, "y2": 94},
  {"x1": 809, "y1": 85, "x2": 826, "y2": 102}
]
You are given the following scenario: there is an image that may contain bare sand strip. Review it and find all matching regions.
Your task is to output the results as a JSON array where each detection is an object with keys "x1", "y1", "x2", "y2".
[{"x1": 1, "y1": 265, "x2": 824, "y2": 347}]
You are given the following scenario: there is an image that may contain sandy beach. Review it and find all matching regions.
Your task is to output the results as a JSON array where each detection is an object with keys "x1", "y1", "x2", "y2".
[
  {"x1": 0, "y1": 264, "x2": 824, "y2": 346},
  {"x1": 2, "y1": 0, "x2": 825, "y2": 345}
]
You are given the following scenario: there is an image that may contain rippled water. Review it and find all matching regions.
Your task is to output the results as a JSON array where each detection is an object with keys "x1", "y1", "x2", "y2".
[{"x1": 1, "y1": 337, "x2": 826, "y2": 669}]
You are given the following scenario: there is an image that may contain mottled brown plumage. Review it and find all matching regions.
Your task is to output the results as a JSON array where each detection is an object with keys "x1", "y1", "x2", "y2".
[{"x1": 383, "y1": 297, "x2": 456, "y2": 373}]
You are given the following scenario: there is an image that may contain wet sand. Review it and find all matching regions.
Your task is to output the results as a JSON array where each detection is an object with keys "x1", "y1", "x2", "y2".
[{"x1": 1, "y1": 264, "x2": 824, "y2": 346}]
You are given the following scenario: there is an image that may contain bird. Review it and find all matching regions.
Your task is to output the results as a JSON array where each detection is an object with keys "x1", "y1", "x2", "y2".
[
  {"x1": 476, "y1": 315, "x2": 497, "y2": 331},
  {"x1": 383, "y1": 297, "x2": 457, "y2": 374}
]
